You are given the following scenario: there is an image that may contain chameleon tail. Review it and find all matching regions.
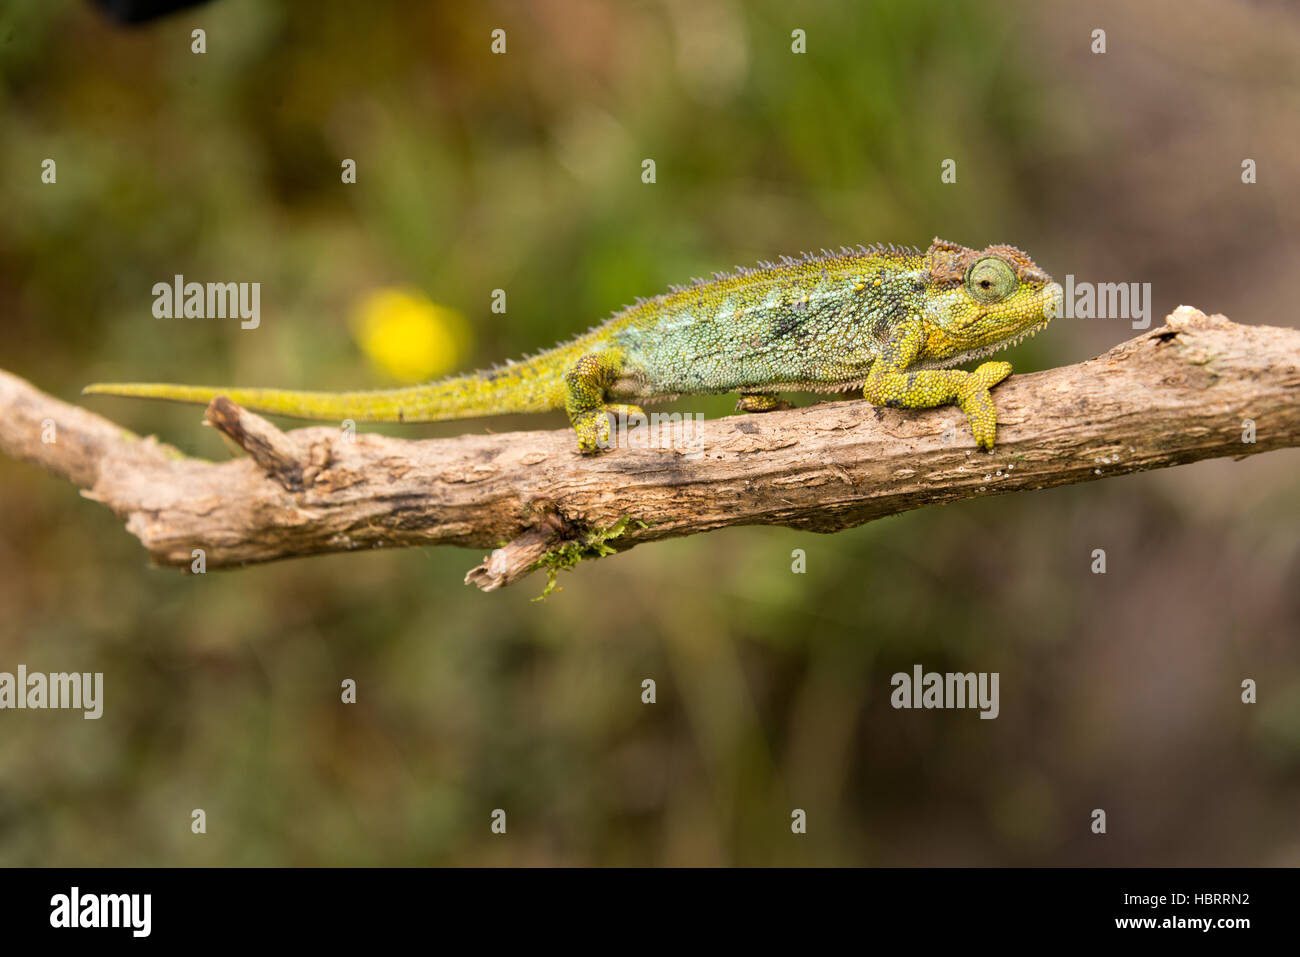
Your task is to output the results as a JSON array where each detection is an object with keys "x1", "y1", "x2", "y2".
[{"x1": 83, "y1": 357, "x2": 573, "y2": 423}]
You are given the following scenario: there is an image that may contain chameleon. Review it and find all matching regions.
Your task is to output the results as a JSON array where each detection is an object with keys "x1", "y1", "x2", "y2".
[{"x1": 84, "y1": 238, "x2": 1056, "y2": 453}]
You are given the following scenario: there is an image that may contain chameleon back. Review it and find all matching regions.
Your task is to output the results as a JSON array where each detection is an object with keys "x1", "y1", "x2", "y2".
[{"x1": 608, "y1": 247, "x2": 928, "y2": 399}]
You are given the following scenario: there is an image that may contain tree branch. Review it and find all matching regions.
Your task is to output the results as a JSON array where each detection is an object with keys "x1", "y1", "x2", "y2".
[{"x1": 2, "y1": 307, "x2": 1297, "y2": 591}]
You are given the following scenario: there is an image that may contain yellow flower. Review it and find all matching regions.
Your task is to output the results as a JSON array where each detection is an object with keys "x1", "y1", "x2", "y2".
[{"x1": 352, "y1": 287, "x2": 471, "y2": 383}]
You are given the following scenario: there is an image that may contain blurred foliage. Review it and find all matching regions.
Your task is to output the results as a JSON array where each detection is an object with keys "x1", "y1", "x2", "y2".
[{"x1": 0, "y1": 0, "x2": 1298, "y2": 865}]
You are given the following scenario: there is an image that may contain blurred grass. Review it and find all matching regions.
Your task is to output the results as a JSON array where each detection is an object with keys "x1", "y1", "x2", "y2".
[{"x1": 0, "y1": 0, "x2": 1298, "y2": 865}]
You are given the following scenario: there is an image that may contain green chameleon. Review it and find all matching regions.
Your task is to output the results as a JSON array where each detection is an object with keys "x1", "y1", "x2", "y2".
[{"x1": 85, "y1": 238, "x2": 1056, "y2": 453}]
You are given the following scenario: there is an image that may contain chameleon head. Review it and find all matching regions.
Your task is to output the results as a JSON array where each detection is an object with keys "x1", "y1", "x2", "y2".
[{"x1": 918, "y1": 238, "x2": 1060, "y2": 366}]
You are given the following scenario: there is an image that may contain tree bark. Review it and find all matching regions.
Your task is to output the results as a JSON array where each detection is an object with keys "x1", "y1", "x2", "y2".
[{"x1": 1, "y1": 306, "x2": 1296, "y2": 592}]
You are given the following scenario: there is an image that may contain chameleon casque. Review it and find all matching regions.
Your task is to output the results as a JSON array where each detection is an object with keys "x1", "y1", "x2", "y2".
[{"x1": 85, "y1": 238, "x2": 1056, "y2": 452}]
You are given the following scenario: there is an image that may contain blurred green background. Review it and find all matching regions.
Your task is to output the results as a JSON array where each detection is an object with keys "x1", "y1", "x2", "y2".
[{"x1": 2, "y1": 0, "x2": 1298, "y2": 865}]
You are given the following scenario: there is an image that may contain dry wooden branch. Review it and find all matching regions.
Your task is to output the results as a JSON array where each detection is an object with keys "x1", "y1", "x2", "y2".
[{"x1": 1, "y1": 306, "x2": 1297, "y2": 591}]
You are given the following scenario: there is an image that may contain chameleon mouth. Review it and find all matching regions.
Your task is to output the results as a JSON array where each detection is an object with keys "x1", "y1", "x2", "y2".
[
  {"x1": 920, "y1": 295, "x2": 1056, "y2": 370},
  {"x1": 1000, "y1": 315, "x2": 1052, "y2": 350},
  {"x1": 975, "y1": 283, "x2": 1059, "y2": 348},
  {"x1": 967, "y1": 315, "x2": 1051, "y2": 352}
]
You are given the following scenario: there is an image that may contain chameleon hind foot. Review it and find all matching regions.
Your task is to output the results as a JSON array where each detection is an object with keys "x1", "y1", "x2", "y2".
[
  {"x1": 735, "y1": 392, "x2": 794, "y2": 413},
  {"x1": 565, "y1": 351, "x2": 645, "y2": 454},
  {"x1": 570, "y1": 403, "x2": 646, "y2": 453}
]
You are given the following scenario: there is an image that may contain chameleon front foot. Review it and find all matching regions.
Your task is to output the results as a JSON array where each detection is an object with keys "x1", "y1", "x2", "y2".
[
  {"x1": 956, "y1": 361, "x2": 1012, "y2": 451},
  {"x1": 861, "y1": 319, "x2": 1016, "y2": 452}
]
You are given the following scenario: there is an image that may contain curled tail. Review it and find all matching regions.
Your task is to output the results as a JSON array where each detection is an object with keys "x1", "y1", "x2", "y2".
[{"x1": 83, "y1": 350, "x2": 579, "y2": 423}]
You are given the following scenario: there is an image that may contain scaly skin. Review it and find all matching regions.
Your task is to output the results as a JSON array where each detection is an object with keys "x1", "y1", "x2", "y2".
[{"x1": 84, "y1": 238, "x2": 1056, "y2": 453}]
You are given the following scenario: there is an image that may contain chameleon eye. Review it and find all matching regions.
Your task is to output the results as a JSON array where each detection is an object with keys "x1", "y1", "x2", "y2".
[{"x1": 964, "y1": 257, "x2": 1017, "y2": 303}]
